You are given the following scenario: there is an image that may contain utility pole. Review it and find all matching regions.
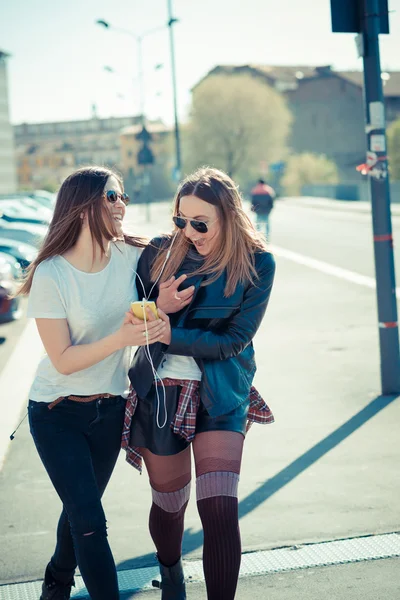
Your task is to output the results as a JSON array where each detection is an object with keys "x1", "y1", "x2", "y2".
[
  {"x1": 331, "y1": 0, "x2": 400, "y2": 394},
  {"x1": 136, "y1": 126, "x2": 154, "y2": 222},
  {"x1": 167, "y1": 0, "x2": 182, "y2": 181}
]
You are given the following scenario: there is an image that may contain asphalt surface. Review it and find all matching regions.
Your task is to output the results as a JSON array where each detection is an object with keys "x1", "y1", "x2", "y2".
[
  {"x1": 119, "y1": 558, "x2": 400, "y2": 599},
  {"x1": 1, "y1": 198, "x2": 399, "y2": 597}
]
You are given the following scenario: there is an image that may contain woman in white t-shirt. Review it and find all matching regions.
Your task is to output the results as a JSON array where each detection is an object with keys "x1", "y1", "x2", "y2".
[{"x1": 18, "y1": 166, "x2": 167, "y2": 600}]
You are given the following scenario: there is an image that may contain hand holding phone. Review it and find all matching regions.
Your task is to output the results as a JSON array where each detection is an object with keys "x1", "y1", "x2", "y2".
[{"x1": 130, "y1": 300, "x2": 159, "y2": 320}]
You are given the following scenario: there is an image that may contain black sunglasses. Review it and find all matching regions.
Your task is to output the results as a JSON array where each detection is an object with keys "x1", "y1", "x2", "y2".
[
  {"x1": 106, "y1": 190, "x2": 130, "y2": 206},
  {"x1": 173, "y1": 215, "x2": 216, "y2": 234}
]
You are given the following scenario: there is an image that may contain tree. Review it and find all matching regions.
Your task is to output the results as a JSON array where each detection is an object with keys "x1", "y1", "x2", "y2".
[
  {"x1": 281, "y1": 153, "x2": 339, "y2": 196},
  {"x1": 388, "y1": 118, "x2": 400, "y2": 181},
  {"x1": 40, "y1": 179, "x2": 60, "y2": 193},
  {"x1": 183, "y1": 73, "x2": 292, "y2": 181}
]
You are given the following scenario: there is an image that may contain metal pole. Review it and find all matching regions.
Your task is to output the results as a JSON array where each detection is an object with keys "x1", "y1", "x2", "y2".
[
  {"x1": 167, "y1": 0, "x2": 182, "y2": 179},
  {"x1": 361, "y1": 0, "x2": 400, "y2": 393},
  {"x1": 145, "y1": 166, "x2": 151, "y2": 222},
  {"x1": 137, "y1": 36, "x2": 145, "y2": 124}
]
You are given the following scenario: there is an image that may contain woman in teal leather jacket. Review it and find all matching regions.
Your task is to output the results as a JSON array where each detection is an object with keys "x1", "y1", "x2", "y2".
[{"x1": 123, "y1": 167, "x2": 276, "y2": 600}]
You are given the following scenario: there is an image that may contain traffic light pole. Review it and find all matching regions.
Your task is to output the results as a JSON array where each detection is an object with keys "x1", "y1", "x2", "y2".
[{"x1": 361, "y1": 0, "x2": 400, "y2": 393}]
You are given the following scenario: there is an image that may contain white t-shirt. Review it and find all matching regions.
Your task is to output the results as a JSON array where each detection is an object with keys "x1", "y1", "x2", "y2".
[
  {"x1": 27, "y1": 241, "x2": 140, "y2": 403},
  {"x1": 159, "y1": 354, "x2": 202, "y2": 381}
]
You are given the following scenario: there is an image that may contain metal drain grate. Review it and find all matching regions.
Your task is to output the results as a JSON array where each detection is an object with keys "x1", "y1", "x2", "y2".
[{"x1": 1, "y1": 532, "x2": 400, "y2": 599}]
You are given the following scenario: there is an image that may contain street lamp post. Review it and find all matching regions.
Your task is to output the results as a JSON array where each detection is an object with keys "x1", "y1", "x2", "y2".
[
  {"x1": 167, "y1": 0, "x2": 182, "y2": 180},
  {"x1": 96, "y1": 19, "x2": 165, "y2": 124}
]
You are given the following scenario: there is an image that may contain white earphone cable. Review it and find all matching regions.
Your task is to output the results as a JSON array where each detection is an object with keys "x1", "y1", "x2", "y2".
[{"x1": 122, "y1": 232, "x2": 178, "y2": 429}]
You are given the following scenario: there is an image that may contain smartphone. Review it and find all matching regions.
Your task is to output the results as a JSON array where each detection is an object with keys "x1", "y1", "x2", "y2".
[{"x1": 130, "y1": 300, "x2": 159, "y2": 320}]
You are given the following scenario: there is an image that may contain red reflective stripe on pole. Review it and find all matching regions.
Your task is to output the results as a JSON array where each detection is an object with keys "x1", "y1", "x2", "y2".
[
  {"x1": 379, "y1": 322, "x2": 398, "y2": 328},
  {"x1": 374, "y1": 234, "x2": 393, "y2": 242}
]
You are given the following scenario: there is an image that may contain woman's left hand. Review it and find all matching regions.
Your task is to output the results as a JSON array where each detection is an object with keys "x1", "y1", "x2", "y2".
[
  {"x1": 157, "y1": 275, "x2": 195, "y2": 314},
  {"x1": 124, "y1": 307, "x2": 171, "y2": 345}
]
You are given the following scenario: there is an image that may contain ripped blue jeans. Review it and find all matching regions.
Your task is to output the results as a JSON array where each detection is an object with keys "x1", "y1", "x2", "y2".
[{"x1": 28, "y1": 395, "x2": 126, "y2": 600}]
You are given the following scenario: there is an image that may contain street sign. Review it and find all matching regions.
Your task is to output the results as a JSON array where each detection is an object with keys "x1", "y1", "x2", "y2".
[
  {"x1": 137, "y1": 145, "x2": 154, "y2": 165},
  {"x1": 135, "y1": 126, "x2": 153, "y2": 143},
  {"x1": 330, "y1": 0, "x2": 389, "y2": 34}
]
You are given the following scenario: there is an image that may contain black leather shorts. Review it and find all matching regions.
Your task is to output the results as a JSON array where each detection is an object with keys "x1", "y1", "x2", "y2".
[{"x1": 129, "y1": 384, "x2": 249, "y2": 456}]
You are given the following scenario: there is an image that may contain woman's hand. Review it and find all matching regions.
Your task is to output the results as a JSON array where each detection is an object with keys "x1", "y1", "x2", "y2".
[
  {"x1": 157, "y1": 308, "x2": 171, "y2": 345},
  {"x1": 157, "y1": 275, "x2": 195, "y2": 314},
  {"x1": 117, "y1": 308, "x2": 167, "y2": 348}
]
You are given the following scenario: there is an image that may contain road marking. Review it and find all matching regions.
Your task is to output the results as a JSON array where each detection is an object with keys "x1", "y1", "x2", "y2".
[
  {"x1": 269, "y1": 244, "x2": 400, "y2": 298},
  {"x1": 0, "y1": 319, "x2": 43, "y2": 471},
  {"x1": 0, "y1": 530, "x2": 49, "y2": 540}
]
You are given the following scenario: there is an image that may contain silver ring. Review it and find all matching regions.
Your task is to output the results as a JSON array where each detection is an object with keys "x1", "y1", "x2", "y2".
[{"x1": 174, "y1": 293, "x2": 181, "y2": 301}]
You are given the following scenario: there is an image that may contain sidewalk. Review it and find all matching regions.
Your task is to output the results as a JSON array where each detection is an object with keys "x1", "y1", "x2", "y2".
[
  {"x1": 123, "y1": 557, "x2": 400, "y2": 600},
  {"x1": 1, "y1": 198, "x2": 400, "y2": 599},
  {"x1": 3, "y1": 535, "x2": 399, "y2": 599}
]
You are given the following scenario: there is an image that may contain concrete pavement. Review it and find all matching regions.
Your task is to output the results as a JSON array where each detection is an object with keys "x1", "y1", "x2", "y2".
[
  {"x1": 1, "y1": 198, "x2": 399, "y2": 598},
  {"x1": 120, "y1": 558, "x2": 400, "y2": 600}
]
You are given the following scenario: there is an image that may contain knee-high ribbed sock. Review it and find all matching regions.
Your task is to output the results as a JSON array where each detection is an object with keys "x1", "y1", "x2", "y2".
[
  {"x1": 149, "y1": 482, "x2": 190, "y2": 567},
  {"x1": 197, "y1": 472, "x2": 241, "y2": 600}
]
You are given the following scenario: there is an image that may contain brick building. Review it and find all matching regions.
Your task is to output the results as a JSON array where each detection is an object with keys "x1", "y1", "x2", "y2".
[
  {"x1": 14, "y1": 113, "x2": 173, "y2": 198},
  {"x1": 195, "y1": 65, "x2": 400, "y2": 182},
  {"x1": 14, "y1": 114, "x2": 142, "y2": 189}
]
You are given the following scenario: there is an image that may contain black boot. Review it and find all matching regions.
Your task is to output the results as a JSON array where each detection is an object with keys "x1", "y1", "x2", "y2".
[
  {"x1": 40, "y1": 563, "x2": 75, "y2": 600},
  {"x1": 152, "y1": 555, "x2": 186, "y2": 599}
]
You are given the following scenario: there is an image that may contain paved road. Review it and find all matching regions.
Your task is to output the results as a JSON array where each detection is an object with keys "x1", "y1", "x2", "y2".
[
  {"x1": 273, "y1": 198, "x2": 400, "y2": 281},
  {"x1": 1, "y1": 199, "x2": 399, "y2": 592}
]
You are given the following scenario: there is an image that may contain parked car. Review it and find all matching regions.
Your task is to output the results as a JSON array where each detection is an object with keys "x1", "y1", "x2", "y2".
[
  {"x1": 0, "y1": 253, "x2": 22, "y2": 323},
  {"x1": 31, "y1": 190, "x2": 57, "y2": 210},
  {"x1": 17, "y1": 196, "x2": 53, "y2": 221},
  {"x1": 0, "y1": 191, "x2": 56, "y2": 212},
  {"x1": 0, "y1": 195, "x2": 52, "y2": 222},
  {"x1": 0, "y1": 198, "x2": 50, "y2": 226},
  {"x1": 0, "y1": 238, "x2": 37, "y2": 270},
  {"x1": 0, "y1": 218, "x2": 47, "y2": 248}
]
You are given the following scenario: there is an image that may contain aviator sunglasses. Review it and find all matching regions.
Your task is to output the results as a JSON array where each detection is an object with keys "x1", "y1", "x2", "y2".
[
  {"x1": 106, "y1": 190, "x2": 130, "y2": 206},
  {"x1": 173, "y1": 215, "x2": 217, "y2": 234}
]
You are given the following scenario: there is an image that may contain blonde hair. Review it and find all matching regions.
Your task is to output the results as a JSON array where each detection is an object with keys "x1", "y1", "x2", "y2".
[{"x1": 151, "y1": 167, "x2": 268, "y2": 297}]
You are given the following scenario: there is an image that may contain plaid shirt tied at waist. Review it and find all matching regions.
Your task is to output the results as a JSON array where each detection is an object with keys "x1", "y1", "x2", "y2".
[{"x1": 121, "y1": 378, "x2": 274, "y2": 473}]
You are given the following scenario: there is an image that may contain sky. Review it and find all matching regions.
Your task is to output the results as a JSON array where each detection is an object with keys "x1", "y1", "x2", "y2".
[{"x1": 1, "y1": 0, "x2": 400, "y2": 127}]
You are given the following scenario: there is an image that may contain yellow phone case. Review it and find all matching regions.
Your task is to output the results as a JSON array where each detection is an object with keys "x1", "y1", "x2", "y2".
[{"x1": 130, "y1": 300, "x2": 159, "y2": 320}]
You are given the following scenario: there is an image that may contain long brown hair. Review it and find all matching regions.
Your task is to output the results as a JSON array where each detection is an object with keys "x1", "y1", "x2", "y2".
[
  {"x1": 18, "y1": 165, "x2": 147, "y2": 295},
  {"x1": 151, "y1": 167, "x2": 268, "y2": 297}
]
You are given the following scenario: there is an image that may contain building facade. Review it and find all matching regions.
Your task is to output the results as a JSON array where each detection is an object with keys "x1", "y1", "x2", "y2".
[
  {"x1": 0, "y1": 51, "x2": 17, "y2": 193},
  {"x1": 14, "y1": 114, "x2": 143, "y2": 189},
  {"x1": 14, "y1": 114, "x2": 174, "y2": 199},
  {"x1": 196, "y1": 65, "x2": 400, "y2": 182}
]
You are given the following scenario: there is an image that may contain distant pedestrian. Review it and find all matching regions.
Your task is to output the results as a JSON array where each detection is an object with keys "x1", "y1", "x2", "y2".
[
  {"x1": 17, "y1": 166, "x2": 167, "y2": 600},
  {"x1": 122, "y1": 167, "x2": 276, "y2": 600},
  {"x1": 251, "y1": 178, "x2": 276, "y2": 240}
]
